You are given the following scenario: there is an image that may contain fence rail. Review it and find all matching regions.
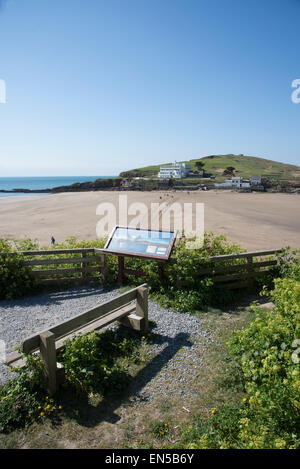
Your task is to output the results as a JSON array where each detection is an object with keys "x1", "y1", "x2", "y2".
[
  {"x1": 173, "y1": 249, "x2": 282, "y2": 289},
  {"x1": 0, "y1": 247, "x2": 284, "y2": 289},
  {"x1": 1, "y1": 248, "x2": 105, "y2": 285}
]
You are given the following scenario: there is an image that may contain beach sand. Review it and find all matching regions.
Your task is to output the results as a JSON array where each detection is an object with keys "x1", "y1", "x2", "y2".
[{"x1": 0, "y1": 191, "x2": 299, "y2": 250}]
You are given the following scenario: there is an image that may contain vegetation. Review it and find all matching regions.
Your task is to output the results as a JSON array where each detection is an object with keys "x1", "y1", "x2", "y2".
[
  {"x1": 0, "y1": 239, "x2": 37, "y2": 300},
  {"x1": 0, "y1": 232, "x2": 245, "y2": 308},
  {"x1": 0, "y1": 353, "x2": 61, "y2": 433},
  {"x1": 178, "y1": 255, "x2": 300, "y2": 449},
  {"x1": 122, "y1": 232, "x2": 246, "y2": 312},
  {"x1": 58, "y1": 329, "x2": 152, "y2": 396},
  {"x1": 0, "y1": 234, "x2": 294, "y2": 313},
  {"x1": 0, "y1": 235, "x2": 299, "y2": 448},
  {"x1": 0, "y1": 328, "x2": 153, "y2": 434},
  {"x1": 119, "y1": 154, "x2": 300, "y2": 187},
  {"x1": 0, "y1": 290, "x2": 255, "y2": 448}
]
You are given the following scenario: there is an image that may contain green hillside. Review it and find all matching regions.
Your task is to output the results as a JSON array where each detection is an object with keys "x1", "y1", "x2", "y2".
[{"x1": 119, "y1": 154, "x2": 300, "y2": 182}]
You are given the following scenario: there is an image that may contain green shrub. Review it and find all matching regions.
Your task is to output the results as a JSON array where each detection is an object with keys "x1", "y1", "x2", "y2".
[
  {"x1": 255, "y1": 247, "x2": 300, "y2": 291},
  {"x1": 0, "y1": 329, "x2": 151, "y2": 433},
  {"x1": 0, "y1": 354, "x2": 61, "y2": 433},
  {"x1": 124, "y1": 232, "x2": 244, "y2": 312},
  {"x1": 0, "y1": 239, "x2": 37, "y2": 300},
  {"x1": 58, "y1": 329, "x2": 146, "y2": 395},
  {"x1": 180, "y1": 260, "x2": 300, "y2": 449}
]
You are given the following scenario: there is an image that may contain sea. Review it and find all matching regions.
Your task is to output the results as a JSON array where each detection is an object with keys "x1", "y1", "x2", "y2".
[{"x1": 0, "y1": 176, "x2": 114, "y2": 198}]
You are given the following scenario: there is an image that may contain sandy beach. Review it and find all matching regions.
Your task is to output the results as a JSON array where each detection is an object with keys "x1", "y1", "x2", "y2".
[{"x1": 0, "y1": 190, "x2": 299, "y2": 251}]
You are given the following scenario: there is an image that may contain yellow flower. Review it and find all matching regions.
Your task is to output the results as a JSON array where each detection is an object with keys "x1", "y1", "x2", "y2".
[
  {"x1": 58, "y1": 405, "x2": 62, "y2": 410},
  {"x1": 211, "y1": 408, "x2": 216, "y2": 414},
  {"x1": 243, "y1": 398, "x2": 247, "y2": 403},
  {"x1": 46, "y1": 404, "x2": 51, "y2": 410},
  {"x1": 38, "y1": 406, "x2": 41, "y2": 409},
  {"x1": 40, "y1": 412, "x2": 45, "y2": 417},
  {"x1": 164, "y1": 423, "x2": 168, "y2": 427}
]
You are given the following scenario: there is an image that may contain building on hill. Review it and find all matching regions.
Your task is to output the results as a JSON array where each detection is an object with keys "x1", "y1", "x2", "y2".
[
  {"x1": 214, "y1": 175, "x2": 266, "y2": 190},
  {"x1": 214, "y1": 177, "x2": 250, "y2": 189},
  {"x1": 158, "y1": 162, "x2": 192, "y2": 179},
  {"x1": 250, "y1": 175, "x2": 262, "y2": 185}
]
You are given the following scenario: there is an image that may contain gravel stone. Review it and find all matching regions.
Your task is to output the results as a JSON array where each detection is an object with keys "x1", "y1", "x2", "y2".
[{"x1": 0, "y1": 286, "x2": 211, "y2": 399}]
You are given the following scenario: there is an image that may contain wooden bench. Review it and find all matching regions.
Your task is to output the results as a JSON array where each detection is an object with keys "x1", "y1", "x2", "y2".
[{"x1": 4, "y1": 284, "x2": 148, "y2": 395}]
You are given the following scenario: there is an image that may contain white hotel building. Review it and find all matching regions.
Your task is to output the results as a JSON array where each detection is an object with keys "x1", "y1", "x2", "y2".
[{"x1": 158, "y1": 162, "x2": 192, "y2": 179}]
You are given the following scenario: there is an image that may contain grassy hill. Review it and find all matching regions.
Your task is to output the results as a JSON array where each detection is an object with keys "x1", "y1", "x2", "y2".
[{"x1": 119, "y1": 154, "x2": 300, "y2": 183}]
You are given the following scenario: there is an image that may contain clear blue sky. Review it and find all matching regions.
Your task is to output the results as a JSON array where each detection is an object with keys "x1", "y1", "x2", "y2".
[{"x1": 0, "y1": 0, "x2": 299, "y2": 176}]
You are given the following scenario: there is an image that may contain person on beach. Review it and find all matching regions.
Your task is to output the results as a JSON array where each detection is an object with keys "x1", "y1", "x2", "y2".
[{"x1": 51, "y1": 236, "x2": 55, "y2": 245}]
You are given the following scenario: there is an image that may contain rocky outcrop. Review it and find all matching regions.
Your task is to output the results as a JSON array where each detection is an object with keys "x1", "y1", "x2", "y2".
[{"x1": 0, "y1": 178, "x2": 122, "y2": 194}]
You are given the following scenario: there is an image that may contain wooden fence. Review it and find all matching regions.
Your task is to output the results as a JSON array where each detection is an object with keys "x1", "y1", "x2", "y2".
[
  {"x1": 173, "y1": 249, "x2": 283, "y2": 289},
  {"x1": 16, "y1": 248, "x2": 106, "y2": 286},
  {"x1": 0, "y1": 247, "x2": 283, "y2": 289}
]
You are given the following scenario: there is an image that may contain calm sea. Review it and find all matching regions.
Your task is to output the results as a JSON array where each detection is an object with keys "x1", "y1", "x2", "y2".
[{"x1": 0, "y1": 176, "x2": 114, "y2": 198}]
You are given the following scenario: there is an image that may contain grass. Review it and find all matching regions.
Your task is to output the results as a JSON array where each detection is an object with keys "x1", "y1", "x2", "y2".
[
  {"x1": 0, "y1": 296, "x2": 258, "y2": 449},
  {"x1": 119, "y1": 154, "x2": 300, "y2": 184}
]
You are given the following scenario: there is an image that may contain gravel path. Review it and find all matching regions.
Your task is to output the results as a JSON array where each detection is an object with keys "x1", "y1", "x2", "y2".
[{"x1": 0, "y1": 287, "x2": 211, "y2": 399}]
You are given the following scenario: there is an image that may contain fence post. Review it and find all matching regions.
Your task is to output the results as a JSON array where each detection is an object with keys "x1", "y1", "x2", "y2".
[
  {"x1": 101, "y1": 253, "x2": 107, "y2": 284},
  {"x1": 81, "y1": 251, "x2": 87, "y2": 278},
  {"x1": 247, "y1": 255, "x2": 255, "y2": 288},
  {"x1": 118, "y1": 256, "x2": 125, "y2": 285},
  {"x1": 136, "y1": 285, "x2": 148, "y2": 332},
  {"x1": 158, "y1": 262, "x2": 164, "y2": 282},
  {"x1": 39, "y1": 331, "x2": 57, "y2": 396}
]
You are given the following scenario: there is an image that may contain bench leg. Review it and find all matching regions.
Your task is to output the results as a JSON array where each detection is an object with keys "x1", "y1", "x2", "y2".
[
  {"x1": 136, "y1": 285, "x2": 148, "y2": 332},
  {"x1": 119, "y1": 285, "x2": 149, "y2": 332},
  {"x1": 39, "y1": 331, "x2": 57, "y2": 396}
]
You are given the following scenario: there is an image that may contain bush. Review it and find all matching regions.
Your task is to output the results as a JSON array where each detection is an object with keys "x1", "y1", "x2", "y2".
[
  {"x1": 0, "y1": 329, "x2": 151, "y2": 433},
  {"x1": 180, "y1": 259, "x2": 300, "y2": 449},
  {"x1": 58, "y1": 329, "x2": 147, "y2": 395},
  {"x1": 124, "y1": 232, "x2": 244, "y2": 312},
  {"x1": 0, "y1": 354, "x2": 61, "y2": 433},
  {"x1": 0, "y1": 239, "x2": 37, "y2": 300}
]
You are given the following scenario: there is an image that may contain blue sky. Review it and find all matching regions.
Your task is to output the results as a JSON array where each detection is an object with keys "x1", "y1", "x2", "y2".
[{"x1": 0, "y1": 0, "x2": 299, "y2": 176}]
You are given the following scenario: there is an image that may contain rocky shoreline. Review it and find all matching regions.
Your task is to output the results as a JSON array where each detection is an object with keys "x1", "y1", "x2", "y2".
[
  {"x1": 1, "y1": 176, "x2": 299, "y2": 194},
  {"x1": 0, "y1": 178, "x2": 122, "y2": 194}
]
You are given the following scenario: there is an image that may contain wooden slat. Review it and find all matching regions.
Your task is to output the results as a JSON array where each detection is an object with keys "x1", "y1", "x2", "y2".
[
  {"x1": 4, "y1": 350, "x2": 23, "y2": 366},
  {"x1": 30, "y1": 266, "x2": 99, "y2": 277},
  {"x1": 19, "y1": 248, "x2": 95, "y2": 256},
  {"x1": 23, "y1": 256, "x2": 99, "y2": 266},
  {"x1": 196, "y1": 259, "x2": 277, "y2": 276},
  {"x1": 123, "y1": 268, "x2": 149, "y2": 277},
  {"x1": 202, "y1": 249, "x2": 282, "y2": 261},
  {"x1": 5, "y1": 304, "x2": 137, "y2": 367},
  {"x1": 38, "y1": 276, "x2": 100, "y2": 286},
  {"x1": 213, "y1": 270, "x2": 271, "y2": 283},
  {"x1": 225, "y1": 281, "x2": 252, "y2": 290},
  {"x1": 170, "y1": 248, "x2": 282, "y2": 264},
  {"x1": 21, "y1": 284, "x2": 146, "y2": 353},
  {"x1": 94, "y1": 248, "x2": 109, "y2": 255},
  {"x1": 54, "y1": 303, "x2": 136, "y2": 349}
]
